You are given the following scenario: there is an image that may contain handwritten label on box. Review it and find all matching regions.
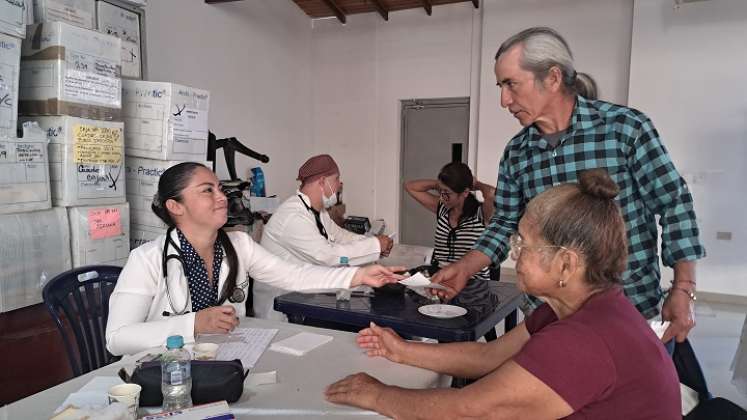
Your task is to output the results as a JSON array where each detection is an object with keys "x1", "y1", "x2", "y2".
[
  {"x1": 88, "y1": 208, "x2": 122, "y2": 240},
  {"x1": 73, "y1": 124, "x2": 123, "y2": 165}
]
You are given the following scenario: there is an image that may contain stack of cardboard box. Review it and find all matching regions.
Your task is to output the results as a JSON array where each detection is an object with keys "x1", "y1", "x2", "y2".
[
  {"x1": 0, "y1": 1, "x2": 73, "y2": 313},
  {"x1": 19, "y1": 4, "x2": 129, "y2": 272}
]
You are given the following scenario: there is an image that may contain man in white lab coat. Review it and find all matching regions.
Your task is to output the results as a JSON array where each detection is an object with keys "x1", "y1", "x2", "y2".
[{"x1": 257, "y1": 154, "x2": 394, "y2": 320}]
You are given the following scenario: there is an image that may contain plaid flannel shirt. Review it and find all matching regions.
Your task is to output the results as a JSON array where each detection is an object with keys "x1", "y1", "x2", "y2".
[{"x1": 475, "y1": 96, "x2": 705, "y2": 318}]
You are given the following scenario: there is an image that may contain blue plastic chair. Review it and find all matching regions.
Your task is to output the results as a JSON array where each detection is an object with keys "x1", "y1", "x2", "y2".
[{"x1": 42, "y1": 265, "x2": 122, "y2": 377}]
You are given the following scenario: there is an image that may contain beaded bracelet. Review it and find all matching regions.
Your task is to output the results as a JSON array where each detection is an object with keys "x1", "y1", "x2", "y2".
[
  {"x1": 669, "y1": 286, "x2": 697, "y2": 301},
  {"x1": 674, "y1": 279, "x2": 697, "y2": 286}
]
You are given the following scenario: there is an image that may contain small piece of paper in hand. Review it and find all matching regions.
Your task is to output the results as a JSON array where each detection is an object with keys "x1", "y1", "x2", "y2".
[{"x1": 398, "y1": 272, "x2": 448, "y2": 290}]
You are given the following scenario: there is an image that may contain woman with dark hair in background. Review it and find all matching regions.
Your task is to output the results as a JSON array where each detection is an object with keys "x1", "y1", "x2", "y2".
[
  {"x1": 106, "y1": 162, "x2": 402, "y2": 356},
  {"x1": 404, "y1": 162, "x2": 496, "y2": 302}
]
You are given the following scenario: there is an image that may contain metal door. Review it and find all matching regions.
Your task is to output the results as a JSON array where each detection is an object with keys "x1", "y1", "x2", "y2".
[{"x1": 399, "y1": 98, "x2": 470, "y2": 247}]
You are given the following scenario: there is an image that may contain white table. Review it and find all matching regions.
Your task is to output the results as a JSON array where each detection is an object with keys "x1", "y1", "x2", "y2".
[{"x1": 2, "y1": 318, "x2": 445, "y2": 419}]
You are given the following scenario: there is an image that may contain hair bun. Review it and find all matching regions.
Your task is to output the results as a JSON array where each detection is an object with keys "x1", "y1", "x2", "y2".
[{"x1": 578, "y1": 168, "x2": 619, "y2": 200}]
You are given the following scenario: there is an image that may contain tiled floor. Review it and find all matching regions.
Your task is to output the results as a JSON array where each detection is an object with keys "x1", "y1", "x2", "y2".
[{"x1": 689, "y1": 301, "x2": 747, "y2": 409}]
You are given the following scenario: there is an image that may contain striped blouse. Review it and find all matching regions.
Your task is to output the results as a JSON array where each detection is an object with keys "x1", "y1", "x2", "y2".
[{"x1": 433, "y1": 201, "x2": 490, "y2": 281}]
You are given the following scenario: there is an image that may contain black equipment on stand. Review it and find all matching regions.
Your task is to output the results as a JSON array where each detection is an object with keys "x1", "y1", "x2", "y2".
[{"x1": 207, "y1": 131, "x2": 270, "y2": 228}]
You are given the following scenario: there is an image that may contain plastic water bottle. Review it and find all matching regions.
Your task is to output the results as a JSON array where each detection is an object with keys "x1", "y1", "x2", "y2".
[
  {"x1": 336, "y1": 256, "x2": 352, "y2": 302},
  {"x1": 161, "y1": 335, "x2": 192, "y2": 411},
  {"x1": 250, "y1": 167, "x2": 266, "y2": 197}
]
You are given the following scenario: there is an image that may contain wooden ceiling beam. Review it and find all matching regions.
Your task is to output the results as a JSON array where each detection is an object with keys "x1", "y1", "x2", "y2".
[
  {"x1": 370, "y1": 0, "x2": 389, "y2": 21},
  {"x1": 322, "y1": 0, "x2": 347, "y2": 24},
  {"x1": 422, "y1": 0, "x2": 432, "y2": 16},
  {"x1": 472, "y1": 0, "x2": 479, "y2": 8}
]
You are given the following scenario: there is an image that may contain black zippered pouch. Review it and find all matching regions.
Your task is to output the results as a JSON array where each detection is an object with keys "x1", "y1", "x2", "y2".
[{"x1": 127, "y1": 359, "x2": 248, "y2": 407}]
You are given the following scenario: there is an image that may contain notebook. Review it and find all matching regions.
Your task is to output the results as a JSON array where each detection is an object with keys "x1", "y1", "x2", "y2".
[{"x1": 269, "y1": 332, "x2": 333, "y2": 356}]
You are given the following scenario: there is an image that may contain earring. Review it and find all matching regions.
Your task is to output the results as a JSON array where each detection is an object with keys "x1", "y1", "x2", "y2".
[{"x1": 558, "y1": 279, "x2": 566, "y2": 288}]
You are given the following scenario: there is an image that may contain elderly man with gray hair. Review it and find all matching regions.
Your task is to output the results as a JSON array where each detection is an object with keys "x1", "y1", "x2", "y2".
[{"x1": 432, "y1": 27, "x2": 704, "y2": 344}]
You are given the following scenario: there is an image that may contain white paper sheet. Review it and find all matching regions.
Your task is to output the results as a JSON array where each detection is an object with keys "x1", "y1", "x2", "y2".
[
  {"x1": 215, "y1": 328, "x2": 278, "y2": 369},
  {"x1": 269, "y1": 332, "x2": 333, "y2": 356}
]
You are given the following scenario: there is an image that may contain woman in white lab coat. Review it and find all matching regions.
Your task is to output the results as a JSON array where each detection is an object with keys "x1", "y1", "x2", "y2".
[{"x1": 106, "y1": 162, "x2": 401, "y2": 356}]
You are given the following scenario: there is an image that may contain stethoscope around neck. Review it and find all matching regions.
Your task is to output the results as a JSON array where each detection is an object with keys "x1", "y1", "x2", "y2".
[{"x1": 161, "y1": 226, "x2": 248, "y2": 316}]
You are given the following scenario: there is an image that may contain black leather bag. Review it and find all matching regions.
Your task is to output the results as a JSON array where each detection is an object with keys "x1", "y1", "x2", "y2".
[{"x1": 129, "y1": 359, "x2": 247, "y2": 406}]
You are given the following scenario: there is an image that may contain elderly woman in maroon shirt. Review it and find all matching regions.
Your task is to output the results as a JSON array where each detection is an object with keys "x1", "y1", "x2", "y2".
[{"x1": 325, "y1": 169, "x2": 680, "y2": 420}]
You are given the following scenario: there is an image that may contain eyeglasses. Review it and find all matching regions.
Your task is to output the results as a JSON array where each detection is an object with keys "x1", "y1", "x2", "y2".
[
  {"x1": 438, "y1": 190, "x2": 455, "y2": 200},
  {"x1": 509, "y1": 233, "x2": 567, "y2": 261}
]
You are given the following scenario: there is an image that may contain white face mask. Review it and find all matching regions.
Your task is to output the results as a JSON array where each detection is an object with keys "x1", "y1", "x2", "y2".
[{"x1": 321, "y1": 179, "x2": 338, "y2": 209}]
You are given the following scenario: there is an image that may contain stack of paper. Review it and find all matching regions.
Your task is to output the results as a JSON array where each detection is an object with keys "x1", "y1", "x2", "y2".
[
  {"x1": 215, "y1": 328, "x2": 277, "y2": 369},
  {"x1": 269, "y1": 332, "x2": 333, "y2": 356}
]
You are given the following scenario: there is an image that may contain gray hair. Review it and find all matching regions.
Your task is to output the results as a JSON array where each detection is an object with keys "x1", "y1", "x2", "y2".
[
  {"x1": 495, "y1": 27, "x2": 577, "y2": 95},
  {"x1": 575, "y1": 72, "x2": 598, "y2": 100}
]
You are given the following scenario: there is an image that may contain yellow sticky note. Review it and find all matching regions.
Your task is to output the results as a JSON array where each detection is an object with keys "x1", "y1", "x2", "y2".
[{"x1": 73, "y1": 124, "x2": 123, "y2": 165}]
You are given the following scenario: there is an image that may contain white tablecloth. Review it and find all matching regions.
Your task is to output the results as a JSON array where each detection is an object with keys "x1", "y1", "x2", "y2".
[{"x1": 3, "y1": 318, "x2": 446, "y2": 419}]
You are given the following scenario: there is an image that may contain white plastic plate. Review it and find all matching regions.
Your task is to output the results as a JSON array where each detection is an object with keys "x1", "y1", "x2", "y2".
[{"x1": 418, "y1": 304, "x2": 467, "y2": 319}]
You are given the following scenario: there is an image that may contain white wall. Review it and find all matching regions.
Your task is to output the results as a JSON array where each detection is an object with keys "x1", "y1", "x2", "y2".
[
  {"x1": 144, "y1": 0, "x2": 314, "y2": 199},
  {"x1": 629, "y1": 0, "x2": 747, "y2": 296},
  {"x1": 310, "y1": 3, "x2": 480, "y2": 228}
]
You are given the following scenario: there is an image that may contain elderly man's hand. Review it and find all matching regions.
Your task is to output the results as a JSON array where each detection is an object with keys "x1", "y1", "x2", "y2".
[
  {"x1": 661, "y1": 290, "x2": 695, "y2": 343},
  {"x1": 325, "y1": 372, "x2": 386, "y2": 410},
  {"x1": 429, "y1": 263, "x2": 470, "y2": 300}
]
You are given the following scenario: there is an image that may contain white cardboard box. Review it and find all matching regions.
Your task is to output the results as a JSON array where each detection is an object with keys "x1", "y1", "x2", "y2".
[
  {"x1": 127, "y1": 192, "x2": 162, "y2": 228},
  {"x1": 21, "y1": 116, "x2": 125, "y2": 206},
  {"x1": 248, "y1": 196, "x2": 279, "y2": 214},
  {"x1": 130, "y1": 222, "x2": 162, "y2": 249},
  {"x1": 0, "y1": 0, "x2": 27, "y2": 38},
  {"x1": 25, "y1": 0, "x2": 35, "y2": 26},
  {"x1": 124, "y1": 155, "x2": 186, "y2": 198},
  {"x1": 122, "y1": 80, "x2": 210, "y2": 161},
  {"x1": 33, "y1": 0, "x2": 96, "y2": 29},
  {"x1": 0, "y1": 33, "x2": 21, "y2": 139},
  {"x1": 68, "y1": 202, "x2": 130, "y2": 267},
  {"x1": 0, "y1": 207, "x2": 71, "y2": 313},
  {"x1": 20, "y1": 21, "x2": 121, "y2": 120},
  {"x1": 119, "y1": 0, "x2": 145, "y2": 7},
  {"x1": 0, "y1": 123, "x2": 51, "y2": 215},
  {"x1": 96, "y1": 1, "x2": 140, "y2": 79}
]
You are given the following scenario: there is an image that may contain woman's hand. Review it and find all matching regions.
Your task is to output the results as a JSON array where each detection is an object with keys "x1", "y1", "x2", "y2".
[
  {"x1": 325, "y1": 372, "x2": 386, "y2": 411},
  {"x1": 194, "y1": 305, "x2": 239, "y2": 335},
  {"x1": 350, "y1": 265, "x2": 405, "y2": 288},
  {"x1": 357, "y1": 322, "x2": 407, "y2": 364}
]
